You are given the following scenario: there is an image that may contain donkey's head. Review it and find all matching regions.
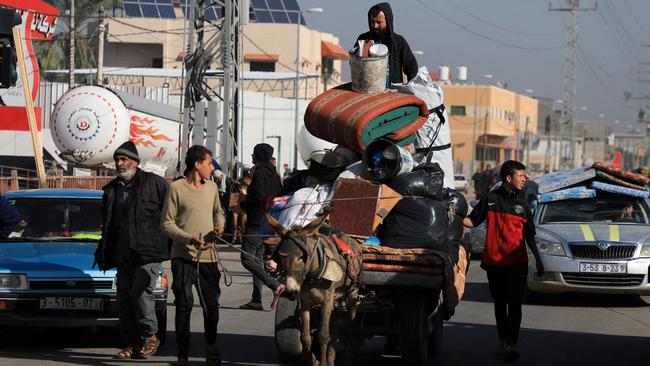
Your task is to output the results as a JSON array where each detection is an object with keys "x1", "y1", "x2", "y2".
[{"x1": 266, "y1": 213, "x2": 343, "y2": 294}]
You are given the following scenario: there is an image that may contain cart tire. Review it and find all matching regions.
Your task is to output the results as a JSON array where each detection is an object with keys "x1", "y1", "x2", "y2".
[
  {"x1": 156, "y1": 306, "x2": 167, "y2": 347},
  {"x1": 399, "y1": 292, "x2": 432, "y2": 366},
  {"x1": 428, "y1": 305, "x2": 443, "y2": 357},
  {"x1": 275, "y1": 296, "x2": 303, "y2": 364}
]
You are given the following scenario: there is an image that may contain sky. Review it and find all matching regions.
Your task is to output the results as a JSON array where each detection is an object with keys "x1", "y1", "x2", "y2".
[{"x1": 297, "y1": 0, "x2": 650, "y2": 134}]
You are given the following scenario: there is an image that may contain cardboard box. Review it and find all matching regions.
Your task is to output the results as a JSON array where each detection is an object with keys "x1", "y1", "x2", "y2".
[{"x1": 329, "y1": 179, "x2": 401, "y2": 236}]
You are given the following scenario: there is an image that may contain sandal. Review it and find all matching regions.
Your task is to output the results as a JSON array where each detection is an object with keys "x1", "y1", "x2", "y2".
[
  {"x1": 238, "y1": 301, "x2": 264, "y2": 311},
  {"x1": 114, "y1": 346, "x2": 136, "y2": 359},
  {"x1": 139, "y1": 335, "x2": 160, "y2": 358}
]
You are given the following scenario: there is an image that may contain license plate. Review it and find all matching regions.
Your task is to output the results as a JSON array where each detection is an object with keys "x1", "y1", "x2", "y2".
[
  {"x1": 579, "y1": 262, "x2": 627, "y2": 274},
  {"x1": 39, "y1": 297, "x2": 103, "y2": 310}
]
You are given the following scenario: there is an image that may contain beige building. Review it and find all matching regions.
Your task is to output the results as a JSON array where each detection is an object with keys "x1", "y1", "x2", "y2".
[
  {"x1": 442, "y1": 84, "x2": 538, "y2": 177},
  {"x1": 100, "y1": 5, "x2": 348, "y2": 98}
]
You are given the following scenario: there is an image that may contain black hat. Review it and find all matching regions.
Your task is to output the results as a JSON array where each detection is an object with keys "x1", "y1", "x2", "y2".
[
  {"x1": 253, "y1": 143, "x2": 274, "y2": 163},
  {"x1": 113, "y1": 141, "x2": 140, "y2": 162}
]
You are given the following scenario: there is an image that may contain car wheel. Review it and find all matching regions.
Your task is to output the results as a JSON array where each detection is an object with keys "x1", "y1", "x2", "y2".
[{"x1": 156, "y1": 307, "x2": 167, "y2": 346}]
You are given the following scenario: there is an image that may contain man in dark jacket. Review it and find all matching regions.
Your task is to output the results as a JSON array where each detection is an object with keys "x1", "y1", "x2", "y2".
[
  {"x1": 239, "y1": 143, "x2": 283, "y2": 311},
  {"x1": 356, "y1": 2, "x2": 418, "y2": 85},
  {"x1": 94, "y1": 141, "x2": 169, "y2": 360},
  {"x1": 0, "y1": 194, "x2": 20, "y2": 239}
]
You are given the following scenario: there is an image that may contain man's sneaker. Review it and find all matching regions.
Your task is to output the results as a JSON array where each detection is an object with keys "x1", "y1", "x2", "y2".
[
  {"x1": 503, "y1": 343, "x2": 520, "y2": 363},
  {"x1": 493, "y1": 342, "x2": 506, "y2": 357}
]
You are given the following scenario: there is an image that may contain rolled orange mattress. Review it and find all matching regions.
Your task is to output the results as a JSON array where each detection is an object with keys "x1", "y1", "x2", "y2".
[{"x1": 304, "y1": 83, "x2": 429, "y2": 152}]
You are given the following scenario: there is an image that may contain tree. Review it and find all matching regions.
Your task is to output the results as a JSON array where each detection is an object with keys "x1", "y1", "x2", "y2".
[{"x1": 34, "y1": 0, "x2": 113, "y2": 81}]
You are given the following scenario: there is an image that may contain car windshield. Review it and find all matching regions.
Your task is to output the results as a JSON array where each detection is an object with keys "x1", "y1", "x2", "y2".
[
  {"x1": 539, "y1": 196, "x2": 649, "y2": 224},
  {"x1": 5, "y1": 197, "x2": 102, "y2": 241}
]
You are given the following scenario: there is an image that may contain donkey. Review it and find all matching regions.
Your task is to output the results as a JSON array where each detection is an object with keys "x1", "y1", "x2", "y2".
[{"x1": 267, "y1": 214, "x2": 362, "y2": 366}]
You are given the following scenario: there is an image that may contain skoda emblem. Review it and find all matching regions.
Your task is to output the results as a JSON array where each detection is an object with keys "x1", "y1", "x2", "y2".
[
  {"x1": 65, "y1": 280, "x2": 77, "y2": 288},
  {"x1": 596, "y1": 242, "x2": 609, "y2": 251}
]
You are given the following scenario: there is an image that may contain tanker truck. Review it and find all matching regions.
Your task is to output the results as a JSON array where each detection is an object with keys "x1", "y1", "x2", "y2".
[{"x1": 50, "y1": 85, "x2": 181, "y2": 176}]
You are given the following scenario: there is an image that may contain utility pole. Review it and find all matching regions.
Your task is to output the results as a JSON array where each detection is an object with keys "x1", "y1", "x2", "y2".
[
  {"x1": 96, "y1": 6, "x2": 105, "y2": 86},
  {"x1": 222, "y1": 0, "x2": 241, "y2": 176},
  {"x1": 69, "y1": 0, "x2": 75, "y2": 87},
  {"x1": 549, "y1": 0, "x2": 596, "y2": 169}
]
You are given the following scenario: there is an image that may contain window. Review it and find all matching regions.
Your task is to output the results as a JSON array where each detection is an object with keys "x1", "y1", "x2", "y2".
[
  {"x1": 450, "y1": 106, "x2": 466, "y2": 116},
  {"x1": 152, "y1": 57, "x2": 163, "y2": 68},
  {"x1": 321, "y1": 57, "x2": 333, "y2": 78},
  {"x1": 250, "y1": 61, "x2": 275, "y2": 72}
]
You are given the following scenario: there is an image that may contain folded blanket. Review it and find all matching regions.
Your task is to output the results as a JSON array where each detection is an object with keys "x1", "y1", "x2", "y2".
[
  {"x1": 304, "y1": 83, "x2": 429, "y2": 152},
  {"x1": 595, "y1": 170, "x2": 647, "y2": 190},
  {"x1": 592, "y1": 162, "x2": 650, "y2": 186},
  {"x1": 534, "y1": 167, "x2": 596, "y2": 194},
  {"x1": 591, "y1": 181, "x2": 650, "y2": 198},
  {"x1": 538, "y1": 186, "x2": 596, "y2": 203}
]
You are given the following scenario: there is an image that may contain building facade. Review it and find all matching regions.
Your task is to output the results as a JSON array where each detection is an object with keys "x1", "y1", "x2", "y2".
[{"x1": 442, "y1": 84, "x2": 538, "y2": 177}]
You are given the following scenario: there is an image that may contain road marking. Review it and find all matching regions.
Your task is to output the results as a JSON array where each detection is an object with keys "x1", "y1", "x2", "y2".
[
  {"x1": 580, "y1": 224, "x2": 595, "y2": 241},
  {"x1": 609, "y1": 224, "x2": 620, "y2": 242}
]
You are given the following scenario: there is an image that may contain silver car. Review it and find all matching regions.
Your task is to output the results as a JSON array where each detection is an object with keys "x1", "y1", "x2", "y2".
[{"x1": 528, "y1": 195, "x2": 650, "y2": 295}]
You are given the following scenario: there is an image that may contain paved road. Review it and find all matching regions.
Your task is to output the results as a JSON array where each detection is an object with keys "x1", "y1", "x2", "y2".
[{"x1": 0, "y1": 245, "x2": 648, "y2": 365}]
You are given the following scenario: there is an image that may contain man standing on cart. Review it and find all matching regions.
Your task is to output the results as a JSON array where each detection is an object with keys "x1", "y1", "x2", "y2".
[{"x1": 463, "y1": 160, "x2": 544, "y2": 362}]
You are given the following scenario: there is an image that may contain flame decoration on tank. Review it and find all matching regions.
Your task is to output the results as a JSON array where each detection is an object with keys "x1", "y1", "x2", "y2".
[{"x1": 129, "y1": 115, "x2": 174, "y2": 148}]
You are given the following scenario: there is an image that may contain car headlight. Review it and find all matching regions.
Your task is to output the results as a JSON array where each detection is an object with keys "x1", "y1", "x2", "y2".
[
  {"x1": 0, "y1": 274, "x2": 29, "y2": 290},
  {"x1": 536, "y1": 237, "x2": 565, "y2": 256},
  {"x1": 111, "y1": 273, "x2": 168, "y2": 290},
  {"x1": 640, "y1": 244, "x2": 650, "y2": 257}
]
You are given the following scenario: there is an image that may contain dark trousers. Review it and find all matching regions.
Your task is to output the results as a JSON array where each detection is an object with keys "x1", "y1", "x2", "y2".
[
  {"x1": 241, "y1": 225, "x2": 278, "y2": 303},
  {"x1": 486, "y1": 265, "x2": 528, "y2": 345},
  {"x1": 116, "y1": 262, "x2": 160, "y2": 346},
  {"x1": 171, "y1": 258, "x2": 221, "y2": 359}
]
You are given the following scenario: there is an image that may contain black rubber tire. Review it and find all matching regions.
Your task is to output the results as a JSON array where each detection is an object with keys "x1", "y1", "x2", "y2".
[
  {"x1": 398, "y1": 292, "x2": 432, "y2": 366},
  {"x1": 156, "y1": 306, "x2": 167, "y2": 347},
  {"x1": 275, "y1": 295, "x2": 303, "y2": 364},
  {"x1": 428, "y1": 305, "x2": 444, "y2": 357}
]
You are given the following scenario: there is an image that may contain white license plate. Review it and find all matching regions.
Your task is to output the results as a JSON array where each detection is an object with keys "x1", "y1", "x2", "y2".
[
  {"x1": 39, "y1": 297, "x2": 103, "y2": 310},
  {"x1": 579, "y1": 262, "x2": 627, "y2": 274}
]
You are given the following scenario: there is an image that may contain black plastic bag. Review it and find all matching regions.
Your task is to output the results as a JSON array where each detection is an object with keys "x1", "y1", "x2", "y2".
[
  {"x1": 387, "y1": 162, "x2": 444, "y2": 200},
  {"x1": 441, "y1": 188, "x2": 468, "y2": 217},
  {"x1": 378, "y1": 197, "x2": 449, "y2": 250}
]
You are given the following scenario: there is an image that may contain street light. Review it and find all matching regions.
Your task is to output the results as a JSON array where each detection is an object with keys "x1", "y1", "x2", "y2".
[
  {"x1": 293, "y1": 7, "x2": 323, "y2": 170},
  {"x1": 471, "y1": 74, "x2": 493, "y2": 175}
]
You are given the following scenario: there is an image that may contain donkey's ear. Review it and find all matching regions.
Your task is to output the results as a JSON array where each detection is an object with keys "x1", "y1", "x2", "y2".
[
  {"x1": 297, "y1": 214, "x2": 328, "y2": 236},
  {"x1": 266, "y1": 213, "x2": 288, "y2": 236}
]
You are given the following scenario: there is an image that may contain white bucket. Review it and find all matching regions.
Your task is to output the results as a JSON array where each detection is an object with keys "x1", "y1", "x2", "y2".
[{"x1": 350, "y1": 54, "x2": 388, "y2": 94}]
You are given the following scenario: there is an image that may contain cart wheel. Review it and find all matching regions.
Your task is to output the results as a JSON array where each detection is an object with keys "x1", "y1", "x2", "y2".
[
  {"x1": 399, "y1": 292, "x2": 432, "y2": 366},
  {"x1": 428, "y1": 305, "x2": 443, "y2": 357},
  {"x1": 275, "y1": 295, "x2": 303, "y2": 364},
  {"x1": 155, "y1": 306, "x2": 167, "y2": 347}
]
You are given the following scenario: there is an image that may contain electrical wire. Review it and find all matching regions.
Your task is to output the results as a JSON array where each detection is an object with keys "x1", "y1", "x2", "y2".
[{"x1": 414, "y1": 0, "x2": 562, "y2": 51}]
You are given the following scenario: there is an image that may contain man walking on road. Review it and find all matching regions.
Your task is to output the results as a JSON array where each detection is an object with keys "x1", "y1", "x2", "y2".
[
  {"x1": 161, "y1": 145, "x2": 225, "y2": 366},
  {"x1": 239, "y1": 143, "x2": 284, "y2": 311},
  {"x1": 356, "y1": 2, "x2": 419, "y2": 84},
  {"x1": 94, "y1": 141, "x2": 169, "y2": 360},
  {"x1": 463, "y1": 160, "x2": 544, "y2": 362}
]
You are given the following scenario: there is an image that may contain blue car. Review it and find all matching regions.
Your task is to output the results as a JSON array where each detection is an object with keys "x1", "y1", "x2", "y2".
[{"x1": 0, "y1": 189, "x2": 168, "y2": 341}]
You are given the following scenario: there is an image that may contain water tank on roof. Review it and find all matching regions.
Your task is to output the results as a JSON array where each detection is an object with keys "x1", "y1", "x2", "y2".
[
  {"x1": 457, "y1": 66, "x2": 467, "y2": 82},
  {"x1": 438, "y1": 66, "x2": 450, "y2": 81}
]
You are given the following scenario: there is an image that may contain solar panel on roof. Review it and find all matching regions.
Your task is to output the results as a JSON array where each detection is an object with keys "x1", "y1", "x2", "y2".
[
  {"x1": 123, "y1": 3, "x2": 142, "y2": 17},
  {"x1": 283, "y1": 0, "x2": 299, "y2": 11},
  {"x1": 267, "y1": 0, "x2": 284, "y2": 10},
  {"x1": 271, "y1": 10, "x2": 289, "y2": 23},
  {"x1": 140, "y1": 0, "x2": 155, "y2": 3},
  {"x1": 158, "y1": 5, "x2": 175, "y2": 18},
  {"x1": 251, "y1": 0, "x2": 266, "y2": 9},
  {"x1": 255, "y1": 10, "x2": 272, "y2": 22},
  {"x1": 141, "y1": 4, "x2": 159, "y2": 17}
]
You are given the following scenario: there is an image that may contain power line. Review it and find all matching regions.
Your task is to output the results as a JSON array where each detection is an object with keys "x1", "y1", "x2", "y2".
[
  {"x1": 441, "y1": 0, "x2": 560, "y2": 37},
  {"x1": 414, "y1": 0, "x2": 562, "y2": 51}
]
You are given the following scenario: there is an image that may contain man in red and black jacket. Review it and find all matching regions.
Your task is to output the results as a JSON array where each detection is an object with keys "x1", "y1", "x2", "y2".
[{"x1": 463, "y1": 160, "x2": 544, "y2": 363}]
